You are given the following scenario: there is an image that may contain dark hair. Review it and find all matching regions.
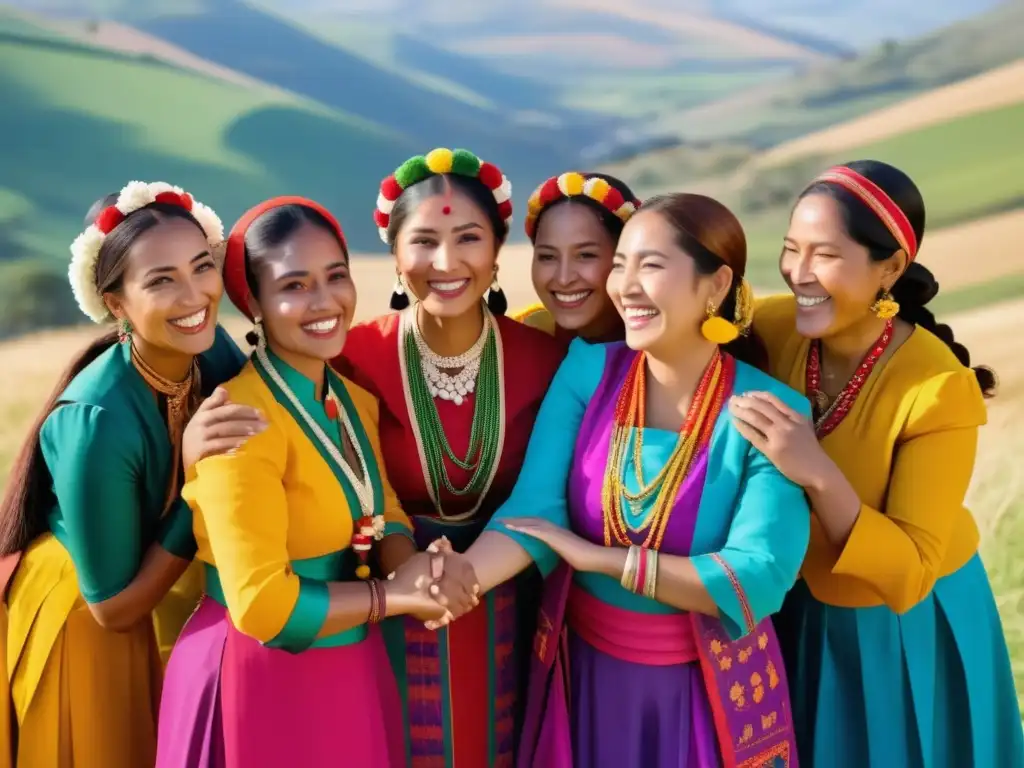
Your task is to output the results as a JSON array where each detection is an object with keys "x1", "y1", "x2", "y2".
[
  {"x1": 386, "y1": 173, "x2": 508, "y2": 249},
  {"x1": 84, "y1": 192, "x2": 118, "y2": 227},
  {"x1": 242, "y1": 203, "x2": 348, "y2": 346},
  {"x1": 0, "y1": 202, "x2": 207, "y2": 556},
  {"x1": 641, "y1": 193, "x2": 767, "y2": 370},
  {"x1": 530, "y1": 172, "x2": 638, "y2": 244},
  {"x1": 799, "y1": 159, "x2": 996, "y2": 396}
]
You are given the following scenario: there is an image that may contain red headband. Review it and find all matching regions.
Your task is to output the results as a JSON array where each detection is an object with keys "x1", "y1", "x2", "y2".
[
  {"x1": 813, "y1": 166, "x2": 918, "y2": 260},
  {"x1": 223, "y1": 196, "x2": 348, "y2": 320}
]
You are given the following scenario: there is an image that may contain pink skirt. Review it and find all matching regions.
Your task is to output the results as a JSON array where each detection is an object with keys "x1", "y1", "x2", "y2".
[{"x1": 156, "y1": 597, "x2": 405, "y2": 768}]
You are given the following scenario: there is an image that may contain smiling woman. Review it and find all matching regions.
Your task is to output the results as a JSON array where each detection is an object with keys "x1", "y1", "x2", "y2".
[
  {"x1": 0, "y1": 181, "x2": 246, "y2": 768},
  {"x1": 332, "y1": 148, "x2": 565, "y2": 767}
]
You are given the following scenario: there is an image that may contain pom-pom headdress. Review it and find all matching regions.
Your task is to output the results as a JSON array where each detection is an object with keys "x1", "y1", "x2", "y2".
[
  {"x1": 524, "y1": 171, "x2": 642, "y2": 241},
  {"x1": 223, "y1": 196, "x2": 347, "y2": 320},
  {"x1": 69, "y1": 181, "x2": 224, "y2": 323},
  {"x1": 373, "y1": 148, "x2": 512, "y2": 245}
]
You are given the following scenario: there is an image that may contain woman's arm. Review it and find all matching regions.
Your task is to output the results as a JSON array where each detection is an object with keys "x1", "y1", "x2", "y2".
[{"x1": 40, "y1": 403, "x2": 192, "y2": 631}]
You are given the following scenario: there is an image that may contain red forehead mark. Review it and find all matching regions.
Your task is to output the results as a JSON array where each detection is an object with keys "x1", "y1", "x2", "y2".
[
  {"x1": 441, "y1": 174, "x2": 453, "y2": 215},
  {"x1": 442, "y1": 205, "x2": 451, "y2": 215}
]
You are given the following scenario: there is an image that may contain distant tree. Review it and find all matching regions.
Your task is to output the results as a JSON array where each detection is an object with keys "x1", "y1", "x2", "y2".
[{"x1": 0, "y1": 261, "x2": 81, "y2": 340}]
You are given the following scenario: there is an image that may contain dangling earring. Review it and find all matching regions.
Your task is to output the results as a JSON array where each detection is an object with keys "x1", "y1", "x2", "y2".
[
  {"x1": 871, "y1": 289, "x2": 899, "y2": 319},
  {"x1": 245, "y1": 317, "x2": 267, "y2": 349},
  {"x1": 390, "y1": 274, "x2": 410, "y2": 311},
  {"x1": 117, "y1": 317, "x2": 132, "y2": 344},
  {"x1": 486, "y1": 270, "x2": 507, "y2": 316},
  {"x1": 700, "y1": 299, "x2": 739, "y2": 345}
]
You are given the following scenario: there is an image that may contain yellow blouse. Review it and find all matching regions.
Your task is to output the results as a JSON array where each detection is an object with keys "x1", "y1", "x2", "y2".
[
  {"x1": 183, "y1": 353, "x2": 412, "y2": 651},
  {"x1": 511, "y1": 303, "x2": 556, "y2": 335},
  {"x1": 754, "y1": 295, "x2": 987, "y2": 613}
]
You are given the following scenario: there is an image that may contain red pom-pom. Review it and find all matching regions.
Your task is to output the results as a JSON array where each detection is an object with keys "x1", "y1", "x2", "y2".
[
  {"x1": 180, "y1": 192, "x2": 194, "y2": 211},
  {"x1": 380, "y1": 175, "x2": 402, "y2": 202},
  {"x1": 602, "y1": 188, "x2": 625, "y2": 212},
  {"x1": 373, "y1": 209, "x2": 390, "y2": 228},
  {"x1": 477, "y1": 162, "x2": 503, "y2": 191},
  {"x1": 538, "y1": 177, "x2": 562, "y2": 206},
  {"x1": 497, "y1": 200, "x2": 513, "y2": 221},
  {"x1": 94, "y1": 206, "x2": 125, "y2": 234},
  {"x1": 154, "y1": 191, "x2": 184, "y2": 208}
]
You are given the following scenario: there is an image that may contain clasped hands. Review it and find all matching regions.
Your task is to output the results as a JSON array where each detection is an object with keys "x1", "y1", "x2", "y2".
[{"x1": 386, "y1": 537, "x2": 480, "y2": 630}]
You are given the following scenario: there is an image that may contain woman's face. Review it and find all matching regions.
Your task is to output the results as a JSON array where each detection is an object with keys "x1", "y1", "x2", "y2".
[
  {"x1": 253, "y1": 222, "x2": 356, "y2": 363},
  {"x1": 608, "y1": 210, "x2": 731, "y2": 358},
  {"x1": 107, "y1": 217, "x2": 222, "y2": 360},
  {"x1": 781, "y1": 194, "x2": 903, "y2": 339},
  {"x1": 532, "y1": 202, "x2": 620, "y2": 338},
  {"x1": 394, "y1": 189, "x2": 497, "y2": 319}
]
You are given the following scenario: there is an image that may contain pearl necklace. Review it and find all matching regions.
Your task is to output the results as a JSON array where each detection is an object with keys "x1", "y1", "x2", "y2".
[
  {"x1": 254, "y1": 346, "x2": 379, "y2": 529},
  {"x1": 411, "y1": 311, "x2": 490, "y2": 406}
]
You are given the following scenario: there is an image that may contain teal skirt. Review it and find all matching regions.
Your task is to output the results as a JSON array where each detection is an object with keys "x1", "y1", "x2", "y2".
[{"x1": 777, "y1": 555, "x2": 1023, "y2": 766}]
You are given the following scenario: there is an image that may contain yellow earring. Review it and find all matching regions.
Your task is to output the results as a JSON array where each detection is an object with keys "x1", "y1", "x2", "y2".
[
  {"x1": 700, "y1": 300, "x2": 740, "y2": 344},
  {"x1": 872, "y1": 290, "x2": 899, "y2": 320}
]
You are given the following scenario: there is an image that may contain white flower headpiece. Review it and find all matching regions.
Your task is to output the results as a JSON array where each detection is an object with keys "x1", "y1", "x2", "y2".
[{"x1": 69, "y1": 181, "x2": 225, "y2": 323}]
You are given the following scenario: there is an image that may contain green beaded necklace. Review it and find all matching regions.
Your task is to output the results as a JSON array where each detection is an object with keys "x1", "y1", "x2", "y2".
[{"x1": 400, "y1": 306, "x2": 506, "y2": 520}]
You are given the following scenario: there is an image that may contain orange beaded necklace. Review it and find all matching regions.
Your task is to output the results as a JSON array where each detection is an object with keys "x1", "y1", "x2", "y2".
[{"x1": 601, "y1": 349, "x2": 733, "y2": 549}]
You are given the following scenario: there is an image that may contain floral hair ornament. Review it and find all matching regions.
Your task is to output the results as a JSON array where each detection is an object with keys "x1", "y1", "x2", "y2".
[
  {"x1": 69, "y1": 181, "x2": 224, "y2": 323},
  {"x1": 223, "y1": 196, "x2": 348, "y2": 321},
  {"x1": 373, "y1": 148, "x2": 513, "y2": 245},
  {"x1": 524, "y1": 172, "x2": 642, "y2": 240},
  {"x1": 812, "y1": 165, "x2": 919, "y2": 260}
]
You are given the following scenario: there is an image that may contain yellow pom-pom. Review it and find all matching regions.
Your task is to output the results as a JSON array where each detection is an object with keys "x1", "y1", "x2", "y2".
[
  {"x1": 583, "y1": 177, "x2": 611, "y2": 202},
  {"x1": 701, "y1": 316, "x2": 740, "y2": 344},
  {"x1": 527, "y1": 191, "x2": 543, "y2": 213},
  {"x1": 614, "y1": 202, "x2": 636, "y2": 221},
  {"x1": 425, "y1": 148, "x2": 454, "y2": 175},
  {"x1": 557, "y1": 172, "x2": 585, "y2": 197},
  {"x1": 355, "y1": 564, "x2": 371, "y2": 580}
]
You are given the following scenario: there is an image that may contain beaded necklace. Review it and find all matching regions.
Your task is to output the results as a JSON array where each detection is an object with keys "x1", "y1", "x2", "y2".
[
  {"x1": 602, "y1": 349, "x2": 732, "y2": 549},
  {"x1": 399, "y1": 306, "x2": 507, "y2": 521},
  {"x1": 254, "y1": 347, "x2": 382, "y2": 576},
  {"x1": 805, "y1": 318, "x2": 893, "y2": 438}
]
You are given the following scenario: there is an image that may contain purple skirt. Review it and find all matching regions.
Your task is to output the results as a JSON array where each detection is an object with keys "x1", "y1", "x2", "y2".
[
  {"x1": 156, "y1": 598, "x2": 405, "y2": 768},
  {"x1": 569, "y1": 631, "x2": 721, "y2": 767}
]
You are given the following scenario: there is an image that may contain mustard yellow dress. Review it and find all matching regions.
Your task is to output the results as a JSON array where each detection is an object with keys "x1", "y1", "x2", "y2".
[
  {"x1": 0, "y1": 328, "x2": 244, "y2": 768},
  {"x1": 754, "y1": 294, "x2": 1023, "y2": 767}
]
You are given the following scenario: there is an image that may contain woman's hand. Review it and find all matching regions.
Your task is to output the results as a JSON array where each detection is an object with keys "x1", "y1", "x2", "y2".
[
  {"x1": 421, "y1": 537, "x2": 480, "y2": 630},
  {"x1": 728, "y1": 391, "x2": 834, "y2": 490},
  {"x1": 502, "y1": 518, "x2": 606, "y2": 573},
  {"x1": 384, "y1": 551, "x2": 452, "y2": 622},
  {"x1": 182, "y1": 388, "x2": 266, "y2": 470}
]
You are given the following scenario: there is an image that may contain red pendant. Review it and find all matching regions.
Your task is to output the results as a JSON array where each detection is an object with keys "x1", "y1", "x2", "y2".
[{"x1": 324, "y1": 396, "x2": 339, "y2": 421}]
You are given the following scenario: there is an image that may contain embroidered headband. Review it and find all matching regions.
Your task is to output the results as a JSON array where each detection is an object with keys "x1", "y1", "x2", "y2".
[
  {"x1": 373, "y1": 148, "x2": 512, "y2": 245},
  {"x1": 69, "y1": 181, "x2": 224, "y2": 323},
  {"x1": 223, "y1": 196, "x2": 348, "y2": 320},
  {"x1": 812, "y1": 166, "x2": 919, "y2": 260},
  {"x1": 525, "y1": 172, "x2": 641, "y2": 240}
]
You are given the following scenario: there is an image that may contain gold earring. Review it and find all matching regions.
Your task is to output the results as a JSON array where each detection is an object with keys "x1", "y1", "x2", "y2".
[
  {"x1": 700, "y1": 299, "x2": 740, "y2": 344},
  {"x1": 871, "y1": 290, "x2": 899, "y2": 320}
]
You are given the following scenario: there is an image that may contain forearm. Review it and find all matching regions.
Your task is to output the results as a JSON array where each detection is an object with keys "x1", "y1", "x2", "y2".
[
  {"x1": 465, "y1": 531, "x2": 536, "y2": 595},
  {"x1": 378, "y1": 533, "x2": 417, "y2": 576},
  {"x1": 593, "y1": 548, "x2": 718, "y2": 616},
  {"x1": 87, "y1": 543, "x2": 191, "y2": 631},
  {"x1": 318, "y1": 577, "x2": 428, "y2": 638},
  {"x1": 806, "y1": 460, "x2": 862, "y2": 547}
]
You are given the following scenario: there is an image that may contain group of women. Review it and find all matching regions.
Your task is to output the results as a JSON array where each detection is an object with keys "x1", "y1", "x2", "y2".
[{"x1": 0, "y1": 146, "x2": 1019, "y2": 768}]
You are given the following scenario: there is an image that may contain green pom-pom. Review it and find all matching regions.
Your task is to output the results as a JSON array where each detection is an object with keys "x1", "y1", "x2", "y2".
[
  {"x1": 394, "y1": 156, "x2": 431, "y2": 189},
  {"x1": 450, "y1": 149, "x2": 481, "y2": 179}
]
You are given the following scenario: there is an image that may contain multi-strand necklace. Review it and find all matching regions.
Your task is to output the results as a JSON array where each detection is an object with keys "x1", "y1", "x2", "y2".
[
  {"x1": 411, "y1": 313, "x2": 489, "y2": 406},
  {"x1": 602, "y1": 349, "x2": 733, "y2": 549},
  {"x1": 400, "y1": 306, "x2": 505, "y2": 521},
  {"x1": 254, "y1": 346, "x2": 382, "y2": 578},
  {"x1": 805, "y1": 318, "x2": 893, "y2": 438}
]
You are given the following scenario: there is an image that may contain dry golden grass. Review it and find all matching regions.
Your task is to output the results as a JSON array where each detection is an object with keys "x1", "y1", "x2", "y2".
[
  {"x1": 756, "y1": 58, "x2": 1024, "y2": 168},
  {"x1": 918, "y1": 210, "x2": 1024, "y2": 289}
]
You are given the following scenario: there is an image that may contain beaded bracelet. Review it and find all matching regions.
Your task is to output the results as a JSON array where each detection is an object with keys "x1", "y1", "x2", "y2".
[
  {"x1": 367, "y1": 578, "x2": 385, "y2": 624},
  {"x1": 620, "y1": 545, "x2": 660, "y2": 598}
]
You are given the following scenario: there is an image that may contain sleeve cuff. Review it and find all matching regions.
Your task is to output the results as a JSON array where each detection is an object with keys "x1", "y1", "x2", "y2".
[
  {"x1": 831, "y1": 503, "x2": 887, "y2": 580},
  {"x1": 491, "y1": 524, "x2": 559, "y2": 578},
  {"x1": 156, "y1": 499, "x2": 198, "y2": 560},
  {"x1": 383, "y1": 521, "x2": 415, "y2": 541},
  {"x1": 692, "y1": 552, "x2": 754, "y2": 641},
  {"x1": 264, "y1": 577, "x2": 329, "y2": 653}
]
